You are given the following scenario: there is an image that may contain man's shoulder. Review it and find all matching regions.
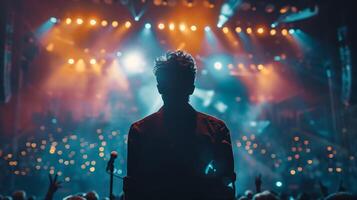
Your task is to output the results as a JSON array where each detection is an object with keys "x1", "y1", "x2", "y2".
[
  {"x1": 196, "y1": 111, "x2": 228, "y2": 130},
  {"x1": 130, "y1": 111, "x2": 162, "y2": 131}
]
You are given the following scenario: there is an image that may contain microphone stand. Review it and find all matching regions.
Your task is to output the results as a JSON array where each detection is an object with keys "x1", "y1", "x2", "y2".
[{"x1": 108, "y1": 161, "x2": 114, "y2": 200}]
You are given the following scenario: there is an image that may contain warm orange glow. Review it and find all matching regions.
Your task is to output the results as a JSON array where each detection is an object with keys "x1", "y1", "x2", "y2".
[
  {"x1": 179, "y1": 23, "x2": 186, "y2": 32},
  {"x1": 89, "y1": 19, "x2": 97, "y2": 26},
  {"x1": 158, "y1": 23, "x2": 165, "y2": 30},
  {"x1": 257, "y1": 64, "x2": 264, "y2": 71},
  {"x1": 270, "y1": 29, "x2": 277, "y2": 35},
  {"x1": 75, "y1": 59, "x2": 86, "y2": 72},
  {"x1": 257, "y1": 27, "x2": 264, "y2": 34},
  {"x1": 168, "y1": 23, "x2": 175, "y2": 31},
  {"x1": 65, "y1": 18, "x2": 72, "y2": 25},
  {"x1": 76, "y1": 18, "x2": 84, "y2": 25},
  {"x1": 89, "y1": 58, "x2": 97, "y2": 65},
  {"x1": 112, "y1": 21, "x2": 118, "y2": 27},
  {"x1": 281, "y1": 29, "x2": 288, "y2": 36},
  {"x1": 235, "y1": 27, "x2": 242, "y2": 33},
  {"x1": 246, "y1": 27, "x2": 252, "y2": 34},
  {"x1": 68, "y1": 58, "x2": 75, "y2": 65},
  {"x1": 101, "y1": 20, "x2": 108, "y2": 27},
  {"x1": 190, "y1": 25, "x2": 197, "y2": 31},
  {"x1": 125, "y1": 21, "x2": 131, "y2": 28},
  {"x1": 222, "y1": 27, "x2": 229, "y2": 34}
]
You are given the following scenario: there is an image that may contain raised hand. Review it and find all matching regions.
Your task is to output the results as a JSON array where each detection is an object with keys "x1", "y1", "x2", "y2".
[
  {"x1": 45, "y1": 173, "x2": 62, "y2": 200},
  {"x1": 255, "y1": 174, "x2": 262, "y2": 193}
]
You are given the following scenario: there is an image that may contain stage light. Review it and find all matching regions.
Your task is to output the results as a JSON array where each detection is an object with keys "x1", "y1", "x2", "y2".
[
  {"x1": 204, "y1": 26, "x2": 211, "y2": 31},
  {"x1": 134, "y1": 16, "x2": 140, "y2": 21},
  {"x1": 169, "y1": 23, "x2": 175, "y2": 31},
  {"x1": 179, "y1": 23, "x2": 186, "y2": 32},
  {"x1": 246, "y1": 27, "x2": 252, "y2": 34},
  {"x1": 257, "y1": 27, "x2": 264, "y2": 34},
  {"x1": 89, "y1": 58, "x2": 97, "y2": 65},
  {"x1": 101, "y1": 20, "x2": 108, "y2": 27},
  {"x1": 112, "y1": 21, "x2": 119, "y2": 27},
  {"x1": 276, "y1": 181, "x2": 283, "y2": 187},
  {"x1": 290, "y1": 169, "x2": 296, "y2": 175},
  {"x1": 270, "y1": 29, "x2": 277, "y2": 35},
  {"x1": 123, "y1": 51, "x2": 145, "y2": 73},
  {"x1": 65, "y1": 18, "x2": 72, "y2": 25},
  {"x1": 125, "y1": 21, "x2": 131, "y2": 28},
  {"x1": 289, "y1": 29, "x2": 295, "y2": 34},
  {"x1": 281, "y1": 29, "x2": 288, "y2": 36},
  {"x1": 190, "y1": 25, "x2": 197, "y2": 31},
  {"x1": 257, "y1": 64, "x2": 264, "y2": 71},
  {"x1": 145, "y1": 23, "x2": 151, "y2": 29},
  {"x1": 50, "y1": 17, "x2": 57, "y2": 23},
  {"x1": 89, "y1": 19, "x2": 97, "y2": 26},
  {"x1": 222, "y1": 27, "x2": 229, "y2": 33},
  {"x1": 214, "y1": 62, "x2": 222, "y2": 70},
  {"x1": 235, "y1": 27, "x2": 242, "y2": 33},
  {"x1": 116, "y1": 51, "x2": 122, "y2": 57},
  {"x1": 76, "y1": 18, "x2": 84, "y2": 25},
  {"x1": 68, "y1": 58, "x2": 75, "y2": 65},
  {"x1": 158, "y1": 23, "x2": 165, "y2": 30}
]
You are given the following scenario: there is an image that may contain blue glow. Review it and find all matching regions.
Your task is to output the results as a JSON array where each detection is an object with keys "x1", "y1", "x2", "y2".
[
  {"x1": 134, "y1": 16, "x2": 140, "y2": 21},
  {"x1": 35, "y1": 19, "x2": 56, "y2": 38},
  {"x1": 204, "y1": 160, "x2": 216, "y2": 175},
  {"x1": 217, "y1": 1, "x2": 242, "y2": 27},
  {"x1": 276, "y1": 181, "x2": 283, "y2": 187},
  {"x1": 214, "y1": 62, "x2": 223, "y2": 70},
  {"x1": 50, "y1": 17, "x2": 57, "y2": 23},
  {"x1": 145, "y1": 23, "x2": 151, "y2": 29},
  {"x1": 289, "y1": 29, "x2": 295, "y2": 34},
  {"x1": 116, "y1": 52, "x2": 122, "y2": 57},
  {"x1": 228, "y1": 182, "x2": 234, "y2": 188},
  {"x1": 51, "y1": 118, "x2": 57, "y2": 124},
  {"x1": 204, "y1": 26, "x2": 211, "y2": 32}
]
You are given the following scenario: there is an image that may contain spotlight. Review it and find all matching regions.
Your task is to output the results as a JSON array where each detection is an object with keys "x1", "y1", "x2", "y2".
[
  {"x1": 281, "y1": 29, "x2": 288, "y2": 36},
  {"x1": 50, "y1": 17, "x2": 57, "y2": 23},
  {"x1": 76, "y1": 18, "x2": 84, "y2": 25},
  {"x1": 101, "y1": 20, "x2": 108, "y2": 27},
  {"x1": 204, "y1": 26, "x2": 211, "y2": 31},
  {"x1": 276, "y1": 181, "x2": 283, "y2": 187},
  {"x1": 89, "y1": 19, "x2": 97, "y2": 26},
  {"x1": 257, "y1": 64, "x2": 264, "y2": 71},
  {"x1": 246, "y1": 27, "x2": 252, "y2": 34},
  {"x1": 257, "y1": 27, "x2": 264, "y2": 34},
  {"x1": 270, "y1": 29, "x2": 277, "y2": 35},
  {"x1": 112, "y1": 21, "x2": 119, "y2": 27},
  {"x1": 158, "y1": 23, "x2": 165, "y2": 30},
  {"x1": 222, "y1": 27, "x2": 229, "y2": 33},
  {"x1": 235, "y1": 27, "x2": 242, "y2": 33},
  {"x1": 289, "y1": 29, "x2": 295, "y2": 34},
  {"x1": 134, "y1": 16, "x2": 140, "y2": 21},
  {"x1": 190, "y1": 25, "x2": 197, "y2": 31},
  {"x1": 214, "y1": 62, "x2": 222, "y2": 70},
  {"x1": 89, "y1": 58, "x2": 97, "y2": 65},
  {"x1": 145, "y1": 23, "x2": 151, "y2": 29},
  {"x1": 116, "y1": 51, "x2": 122, "y2": 57},
  {"x1": 169, "y1": 23, "x2": 175, "y2": 31},
  {"x1": 179, "y1": 23, "x2": 186, "y2": 32},
  {"x1": 68, "y1": 58, "x2": 75, "y2": 65},
  {"x1": 65, "y1": 18, "x2": 72, "y2": 25},
  {"x1": 123, "y1": 51, "x2": 145, "y2": 73},
  {"x1": 125, "y1": 21, "x2": 131, "y2": 28}
]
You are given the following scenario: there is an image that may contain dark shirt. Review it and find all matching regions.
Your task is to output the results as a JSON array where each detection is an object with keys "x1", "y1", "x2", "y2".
[{"x1": 124, "y1": 104, "x2": 236, "y2": 200}]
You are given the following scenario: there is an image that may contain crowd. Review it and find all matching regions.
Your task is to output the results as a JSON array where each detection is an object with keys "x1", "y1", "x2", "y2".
[{"x1": 1, "y1": 173, "x2": 355, "y2": 200}]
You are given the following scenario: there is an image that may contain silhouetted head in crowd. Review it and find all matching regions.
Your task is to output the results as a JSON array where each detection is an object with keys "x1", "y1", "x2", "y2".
[
  {"x1": 11, "y1": 191, "x2": 26, "y2": 200},
  {"x1": 244, "y1": 190, "x2": 254, "y2": 199},
  {"x1": 84, "y1": 191, "x2": 99, "y2": 200},
  {"x1": 253, "y1": 190, "x2": 279, "y2": 200},
  {"x1": 154, "y1": 50, "x2": 196, "y2": 109},
  {"x1": 324, "y1": 192, "x2": 354, "y2": 200}
]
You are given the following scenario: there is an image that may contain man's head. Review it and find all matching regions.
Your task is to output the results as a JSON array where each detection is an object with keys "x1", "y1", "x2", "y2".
[{"x1": 154, "y1": 50, "x2": 197, "y2": 105}]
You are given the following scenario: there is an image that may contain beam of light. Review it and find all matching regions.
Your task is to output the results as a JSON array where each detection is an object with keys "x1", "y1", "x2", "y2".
[
  {"x1": 277, "y1": 5, "x2": 319, "y2": 25},
  {"x1": 122, "y1": 51, "x2": 146, "y2": 74},
  {"x1": 50, "y1": 17, "x2": 57, "y2": 23},
  {"x1": 204, "y1": 26, "x2": 210, "y2": 32},
  {"x1": 34, "y1": 18, "x2": 56, "y2": 39},
  {"x1": 217, "y1": 0, "x2": 243, "y2": 28},
  {"x1": 203, "y1": 26, "x2": 223, "y2": 52},
  {"x1": 75, "y1": 59, "x2": 86, "y2": 72},
  {"x1": 145, "y1": 23, "x2": 151, "y2": 29}
]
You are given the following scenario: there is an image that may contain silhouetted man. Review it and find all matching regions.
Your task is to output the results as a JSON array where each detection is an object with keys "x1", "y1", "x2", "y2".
[{"x1": 124, "y1": 50, "x2": 236, "y2": 200}]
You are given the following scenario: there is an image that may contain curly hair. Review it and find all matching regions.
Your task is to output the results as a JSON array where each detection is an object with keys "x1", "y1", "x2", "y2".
[{"x1": 153, "y1": 50, "x2": 197, "y2": 85}]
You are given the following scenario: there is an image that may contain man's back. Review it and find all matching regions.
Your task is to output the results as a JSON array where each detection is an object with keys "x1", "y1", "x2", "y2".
[{"x1": 125, "y1": 105, "x2": 235, "y2": 200}]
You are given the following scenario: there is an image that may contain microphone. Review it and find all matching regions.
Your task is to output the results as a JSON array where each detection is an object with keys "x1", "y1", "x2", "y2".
[{"x1": 106, "y1": 151, "x2": 118, "y2": 172}]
